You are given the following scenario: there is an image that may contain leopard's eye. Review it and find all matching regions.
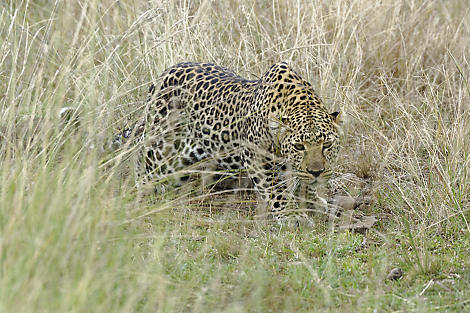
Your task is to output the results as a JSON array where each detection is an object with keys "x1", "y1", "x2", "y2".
[{"x1": 293, "y1": 143, "x2": 305, "y2": 151}]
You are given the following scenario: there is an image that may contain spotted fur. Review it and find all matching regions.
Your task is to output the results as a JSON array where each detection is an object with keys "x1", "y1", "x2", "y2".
[{"x1": 130, "y1": 62, "x2": 341, "y2": 221}]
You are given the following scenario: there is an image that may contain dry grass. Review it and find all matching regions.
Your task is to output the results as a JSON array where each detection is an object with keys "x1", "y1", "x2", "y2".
[{"x1": 1, "y1": 0, "x2": 469, "y2": 312}]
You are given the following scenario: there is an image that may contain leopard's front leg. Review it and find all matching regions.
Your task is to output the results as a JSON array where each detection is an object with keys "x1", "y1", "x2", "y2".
[
  {"x1": 298, "y1": 182, "x2": 328, "y2": 213},
  {"x1": 243, "y1": 147, "x2": 311, "y2": 226}
]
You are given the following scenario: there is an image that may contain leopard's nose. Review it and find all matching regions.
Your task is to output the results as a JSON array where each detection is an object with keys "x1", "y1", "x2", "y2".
[{"x1": 307, "y1": 168, "x2": 324, "y2": 177}]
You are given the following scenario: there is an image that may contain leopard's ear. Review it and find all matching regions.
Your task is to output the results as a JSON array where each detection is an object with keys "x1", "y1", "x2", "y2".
[
  {"x1": 268, "y1": 116, "x2": 290, "y2": 142},
  {"x1": 59, "y1": 107, "x2": 81, "y2": 128},
  {"x1": 330, "y1": 111, "x2": 341, "y2": 125},
  {"x1": 268, "y1": 116, "x2": 289, "y2": 130}
]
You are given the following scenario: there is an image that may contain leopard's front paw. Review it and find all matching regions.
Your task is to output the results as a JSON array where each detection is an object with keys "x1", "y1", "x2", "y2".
[{"x1": 275, "y1": 212, "x2": 314, "y2": 229}]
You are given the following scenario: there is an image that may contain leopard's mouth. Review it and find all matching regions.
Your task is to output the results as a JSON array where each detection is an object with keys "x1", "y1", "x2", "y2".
[
  {"x1": 296, "y1": 171, "x2": 317, "y2": 181},
  {"x1": 296, "y1": 171, "x2": 329, "y2": 184}
]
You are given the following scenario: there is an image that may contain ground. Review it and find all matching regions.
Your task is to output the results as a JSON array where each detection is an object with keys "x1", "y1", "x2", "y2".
[{"x1": 1, "y1": 1, "x2": 469, "y2": 312}]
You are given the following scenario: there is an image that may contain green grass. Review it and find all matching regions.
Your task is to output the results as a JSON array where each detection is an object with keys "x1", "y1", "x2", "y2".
[{"x1": 1, "y1": 0, "x2": 469, "y2": 312}]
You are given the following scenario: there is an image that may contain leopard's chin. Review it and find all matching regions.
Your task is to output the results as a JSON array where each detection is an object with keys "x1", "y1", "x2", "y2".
[
  {"x1": 296, "y1": 172, "x2": 329, "y2": 184},
  {"x1": 296, "y1": 172, "x2": 317, "y2": 181}
]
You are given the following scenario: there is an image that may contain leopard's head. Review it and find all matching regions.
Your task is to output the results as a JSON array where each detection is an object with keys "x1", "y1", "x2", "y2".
[{"x1": 270, "y1": 107, "x2": 341, "y2": 182}]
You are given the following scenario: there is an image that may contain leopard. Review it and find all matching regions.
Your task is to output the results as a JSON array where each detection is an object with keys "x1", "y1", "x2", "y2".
[{"x1": 126, "y1": 61, "x2": 341, "y2": 222}]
